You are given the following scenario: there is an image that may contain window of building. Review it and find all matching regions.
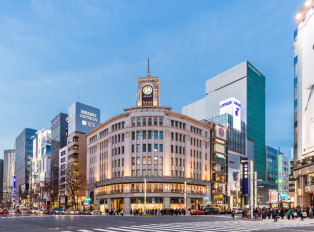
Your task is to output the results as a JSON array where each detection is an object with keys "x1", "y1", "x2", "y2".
[
  {"x1": 154, "y1": 157, "x2": 158, "y2": 164},
  {"x1": 61, "y1": 157, "x2": 65, "y2": 163},
  {"x1": 143, "y1": 131, "x2": 146, "y2": 139},
  {"x1": 137, "y1": 144, "x2": 140, "y2": 152},
  {"x1": 148, "y1": 157, "x2": 152, "y2": 164},
  {"x1": 137, "y1": 131, "x2": 140, "y2": 140},
  {"x1": 171, "y1": 145, "x2": 174, "y2": 153},
  {"x1": 132, "y1": 145, "x2": 135, "y2": 153},
  {"x1": 159, "y1": 131, "x2": 163, "y2": 139},
  {"x1": 154, "y1": 131, "x2": 158, "y2": 139},
  {"x1": 171, "y1": 120, "x2": 174, "y2": 126},
  {"x1": 132, "y1": 157, "x2": 135, "y2": 165},
  {"x1": 148, "y1": 118, "x2": 152, "y2": 125},
  {"x1": 148, "y1": 144, "x2": 152, "y2": 152},
  {"x1": 154, "y1": 144, "x2": 158, "y2": 151},
  {"x1": 148, "y1": 131, "x2": 152, "y2": 139},
  {"x1": 137, "y1": 157, "x2": 140, "y2": 165},
  {"x1": 143, "y1": 144, "x2": 147, "y2": 152},
  {"x1": 122, "y1": 158, "x2": 124, "y2": 166},
  {"x1": 159, "y1": 144, "x2": 163, "y2": 152},
  {"x1": 137, "y1": 118, "x2": 141, "y2": 126},
  {"x1": 143, "y1": 157, "x2": 146, "y2": 165},
  {"x1": 175, "y1": 133, "x2": 178, "y2": 141},
  {"x1": 159, "y1": 157, "x2": 163, "y2": 164},
  {"x1": 159, "y1": 118, "x2": 163, "y2": 125},
  {"x1": 171, "y1": 158, "x2": 173, "y2": 166},
  {"x1": 154, "y1": 118, "x2": 158, "y2": 125},
  {"x1": 183, "y1": 147, "x2": 185, "y2": 155},
  {"x1": 143, "y1": 169, "x2": 146, "y2": 176},
  {"x1": 132, "y1": 132, "x2": 135, "y2": 140},
  {"x1": 143, "y1": 118, "x2": 146, "y2": 125}
]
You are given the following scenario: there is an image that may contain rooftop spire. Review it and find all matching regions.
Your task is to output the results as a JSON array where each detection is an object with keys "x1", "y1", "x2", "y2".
[{"x1": 146, "y1": 59, "x2": 151, "y2": 77}]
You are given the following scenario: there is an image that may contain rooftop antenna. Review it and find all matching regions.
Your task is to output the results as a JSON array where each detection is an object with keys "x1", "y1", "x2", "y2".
[{"x1": 147, "y1": 59, "x2": 151, "y2": 77}]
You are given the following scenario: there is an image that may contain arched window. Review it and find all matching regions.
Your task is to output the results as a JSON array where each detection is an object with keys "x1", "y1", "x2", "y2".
[
  {"x1": 137, "y1": 118, "x2": 141, "y2": 126},
  {"x1": 159, "y1": 118, "x2": 163, "y2": 125},
  {"x1": 154, "y1": 118, "x2": 158, "y2": 125},
  {"x1": 148, "y1": 118, "x2": 152, "y2": 125},
  {"x1": 143, "y1": 118, "x2": 146, "y2": 125},
  {"x1": 132, "y1": 119, "x2": 135, "y2": 126}
]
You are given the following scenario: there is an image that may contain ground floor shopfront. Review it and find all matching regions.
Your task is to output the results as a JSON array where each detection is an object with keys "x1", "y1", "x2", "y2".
[{"x1": 97, "y1": 196, "x2": 205, "y2": 213}]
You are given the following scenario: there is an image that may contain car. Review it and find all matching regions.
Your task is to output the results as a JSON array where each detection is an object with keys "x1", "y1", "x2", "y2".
[
  {"x1": 30, "y1": 207, "x2": 38, "y2": 214},
  {"x1": 91, "y1": 210, "x2": 101, "y2": 215},
  {"x1": 78, "y1": 209, "x2": 91, "y2": 215},
  {"x1": 37, "y1": 209, "x2": 45, "y2": 215},
  {"x1": 190, "y1": 210, "x2": 204, "y2": 215},
  {"x1": 236, "y1": 208, "x2": 243, "y2": 214},
  {"x1": 204, "y1": 208, "x2": 219, "y2": 215},
  {"x1": 65, "y1": 209, "x2": 78, "y2": 215},
  {"x1": 219, "y1": 209, "x2": 227, "y2": 214},
  {"x1": 225, "y1": 209, "x2": 232, "y2": 214},
  {"x1": 1, "y1": 209, "x2": 9, "y2": 214},
  {"x1": 20, "y1": 208, "x2": 28, "y2": 214},
  {"x1": 44, "y1": 209, "x2": 50, "y2": 215},
  {"x1": 50, "y1": 208, "x2": 63, "y2": 215}
]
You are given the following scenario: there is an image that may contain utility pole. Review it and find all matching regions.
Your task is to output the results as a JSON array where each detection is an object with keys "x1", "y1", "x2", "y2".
[{"x1": 144, "y1": 178, "x2": 146, "y2": 214}]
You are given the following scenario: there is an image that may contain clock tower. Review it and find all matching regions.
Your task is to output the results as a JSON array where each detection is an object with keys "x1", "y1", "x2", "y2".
[{"x1": 136, "y1": 64, "x2": 160, "y2": 107}]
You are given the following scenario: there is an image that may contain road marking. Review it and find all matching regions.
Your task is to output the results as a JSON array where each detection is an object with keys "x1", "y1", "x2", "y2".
[{"x1": 94, "y1": 229, "x2": 115, "y2": 232}]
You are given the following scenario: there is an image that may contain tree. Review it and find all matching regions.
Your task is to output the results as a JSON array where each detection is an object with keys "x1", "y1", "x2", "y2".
[
  {"x1": 41, "y1": 174, "x2": 59, "y2": 208},
  {"x1": 64, "y1": 165, "x2": 86, "y2": 210}
]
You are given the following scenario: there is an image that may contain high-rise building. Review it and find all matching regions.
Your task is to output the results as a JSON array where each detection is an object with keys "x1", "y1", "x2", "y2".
[
  {"x1": 0, "y1": 159, "x2": 3, "y2": 208},
  {"x1": 292, "y1": 0, "x2": 314, "y2": 207},
  {"x1": 15, "y1": 128, "x2": 37, "y2": 206},
  {"x1": 277, "y1": 152, "x2": 290, "y2": 194},
  {"x1": 59, "y1": 102, "x2": 100, "y2": 210},
  {"x1": 30, "y1": 129, "x2": 51, "y2": 208},
  {"x1": 3, "y1": 149, "x2": 15, "y2": 208},
  {"x1": 182, "y1": 61, "x2": 266, "y2": 180},
  {"x1": 51, "y1": 113, "x2": 68, "y2": 175}
]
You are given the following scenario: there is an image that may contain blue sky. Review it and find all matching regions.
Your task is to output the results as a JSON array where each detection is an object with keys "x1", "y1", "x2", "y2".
[{"x1": 0, "y1": 0, "x2": 303, "y2": 159}]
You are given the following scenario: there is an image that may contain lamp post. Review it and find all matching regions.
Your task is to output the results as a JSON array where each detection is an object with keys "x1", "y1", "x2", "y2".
[{"x1": 184, "y1": 181, "x2": 187, "y2": 212}]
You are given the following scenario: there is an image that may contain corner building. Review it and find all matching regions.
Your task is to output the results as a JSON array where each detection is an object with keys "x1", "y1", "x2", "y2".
[{"x1": 86, "y1": 72, "x2": 218, "y2": 213}]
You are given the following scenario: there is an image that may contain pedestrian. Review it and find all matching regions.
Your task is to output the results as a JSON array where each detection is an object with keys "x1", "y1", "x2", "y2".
[
  {"x1": 261, "y1": 208, "x2": 266, "y2": 220},
  {"x1": 231, "y1": 208, "x2": 235, "y2": 219},
  {"x1": 281, "y1": 208, "x2": 284, "y2": 219},
  {"x1": 286, "y1": 209, "x2": 291, "y2": 220},
  {"x1": 309, "y1": 206, "x2": 313, "y2": 219},
  {"x1": 120, "y1": 209, "x2": 123, "y2": 216},
  {"x1": 258, "y1": 207, "x2": 261, "y2": 218},
  {"x1": 273, "y1": 208, "x2": 278, "y2": 222}
]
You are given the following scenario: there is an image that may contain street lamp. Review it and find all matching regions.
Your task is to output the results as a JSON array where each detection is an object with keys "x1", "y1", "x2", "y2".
[{"x1": 144, "y1": 178, "x2": 146, "y2": 214}]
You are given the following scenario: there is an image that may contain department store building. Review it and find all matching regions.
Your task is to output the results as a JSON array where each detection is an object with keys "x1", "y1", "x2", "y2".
[{"x1": 86, "y1": 71, "x2": 228, "y2": 213}]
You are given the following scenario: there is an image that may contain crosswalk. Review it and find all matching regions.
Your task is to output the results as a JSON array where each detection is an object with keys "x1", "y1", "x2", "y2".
[{"x1": 69, "y1": 221, "x2": 314, "y2": 232}]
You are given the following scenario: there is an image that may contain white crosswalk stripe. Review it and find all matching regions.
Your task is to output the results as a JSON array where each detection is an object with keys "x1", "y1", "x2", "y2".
[{"x1": 91, "y1": 220, "x2": 314, "y2": 232}]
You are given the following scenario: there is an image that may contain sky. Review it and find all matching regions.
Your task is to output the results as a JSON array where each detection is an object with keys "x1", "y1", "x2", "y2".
[{"x1": 0, "y1": 0, "x2": 304, "y2": 160}]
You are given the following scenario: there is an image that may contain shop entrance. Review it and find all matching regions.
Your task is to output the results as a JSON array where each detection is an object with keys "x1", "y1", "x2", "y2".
[
  {"x1": 112, "y1": 199, "x2": 124, "y2": 211},
  {"x1": 190, "y1": 199, "x2": 202, "y2": 210}
]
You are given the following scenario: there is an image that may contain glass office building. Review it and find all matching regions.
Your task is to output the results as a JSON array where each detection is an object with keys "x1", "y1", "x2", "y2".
[
  {"x1": 266, "y1": 146, "x2": 278, "y2": 190},
  {"x1": 0, "y1": 159, "x2": 3, "y2": 208},
  {"x1": 15, "y1": 128, "x2": 37, "y2": 205},
  {"x1": 51, "y1": 113, "x2": 68, "y2": 173}
]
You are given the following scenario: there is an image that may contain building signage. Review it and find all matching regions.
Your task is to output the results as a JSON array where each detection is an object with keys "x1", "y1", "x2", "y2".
[
  {"x1": 227, "y1": 183, "x2": 231, "y2": 196},
  {"x1": 219, "y1": 97, "x2": 241, "y2": 131},
  {"x1": 214, "y1": 144, "x2": 226, "y2": 154},
  {"x1": 203, "y1": 197, "x2": 209, "y2": 201},
  {"x1": 243, "y1": 160, "x2": 249, "y2": 195},
  {"x1": 51, "y1": 117, "x2": 60, "y2": 128},
  {"x1": 222, "y1": 184, "x2": 226, "y2": 194},
  {"x1": 152, "y1": 197, "x2": 155, "y2": 204},
  {"x1": 300, "y1": 13, "x2": 314, "y2": 156},
  {"x1": 281, "y1": 193, "x2": 288, "y2": 197},
  {"x1": 85, "y1": 198, "x2": 91, "y2": 202},
  {"x1": 215, "y1": 125, "x2": 227, "y2": 140}
]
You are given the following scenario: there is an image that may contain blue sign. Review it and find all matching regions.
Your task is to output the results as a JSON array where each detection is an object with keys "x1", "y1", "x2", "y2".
[
  {"x1": 281, "y1": 193, "x2": 288, "y2": 197},
  {"x1": 243, "y1": 158, "x2": 249, "y2": 195},
  {"x1": 203, "y1": 197, "x2": 209, "y2": 200},
  {"x1": 85, "y1": 198, "x2": 91, "y2": 201},
  {"x1": 152, "y1": 198, "x2": 155, "y2": 201}
]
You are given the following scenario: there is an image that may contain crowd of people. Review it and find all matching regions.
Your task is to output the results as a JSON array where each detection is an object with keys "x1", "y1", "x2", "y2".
[
  {"x1": 130, "y1": 208, "x2": 186, "y2": 216},
  {"x1": 241, "y1": 206, "x2": 314, "y2": 221}
]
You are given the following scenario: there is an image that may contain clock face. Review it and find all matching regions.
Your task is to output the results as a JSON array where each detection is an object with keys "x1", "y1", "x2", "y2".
[{"x1": 143, "y1": 85, "x2": 153, "y2": 95}]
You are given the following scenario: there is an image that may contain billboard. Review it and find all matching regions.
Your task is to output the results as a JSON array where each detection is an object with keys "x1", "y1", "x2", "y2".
[
  {"x1": 215, "y1": 125, "x2": 227, "y2": 140},
  {"x1": 228, "y1": 153, "x2": 241, "y2": 191},
  {"x1": 219, "y1": 97, "x2": 241, "y2": 131},
  {"x1": 67, "y1": 102, "x2": 101, "y2": 135},
  {"x1": 301, "y1": 15, "x2": 314, "y2": 155}
]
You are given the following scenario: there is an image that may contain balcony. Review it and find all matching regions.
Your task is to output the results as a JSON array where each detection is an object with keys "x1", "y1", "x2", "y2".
[
  {"x1": 131, "y1": 189, "x2": 140, "y2": 193},
  {"x1": 110, "y1": 190, "x2": 124, "y2": 194},
  {"x1": 171, "y1": 189, "x2": 184, "y2": 193},
  {"x1": 154, "y1": 189, "x2": 163, "y2": 193}
]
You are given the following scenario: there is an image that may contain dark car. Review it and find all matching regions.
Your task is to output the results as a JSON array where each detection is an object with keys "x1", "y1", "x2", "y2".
[
  {"x1": 44, "y1": 209, "x2": 50, "y2": 215},
  {"x1": 50, "y1": 208, "x2": 63, "y2": 215},
  {"x1": 219, "y1": 209, "x2": 227, "y2": 214},
  {"x1": 204, "y1": 208, "x2": 219, "y2": 215},
  {"x1": 225, "y1": 209, "x2": 232, "y2": 214},
  {"x1": 79, "y1": 209, "x2": 91, "y2": 215}
]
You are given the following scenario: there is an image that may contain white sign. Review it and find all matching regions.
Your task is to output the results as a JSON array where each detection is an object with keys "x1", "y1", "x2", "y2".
[
  {"x1": 301, "y1": 15, "x2": 314, "y2": 155},
  {"x1": 228, "y1": 167, "x2": 240, "y2": 191},
  {"x1": 219, "y1": 97, "x2": 241, "y2": 131},
  {"x1": 215, "y1": 125, "x2": 227, "y2": 140},
  {"x1": 80, "y1": 110, "x2": 98, "y2": 122}
]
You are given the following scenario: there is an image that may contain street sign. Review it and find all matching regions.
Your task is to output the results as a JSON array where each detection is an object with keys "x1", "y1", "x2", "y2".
[
  {"x1": 85, "y1": 198, "x2": 91, "y2": 201},
  {"x1": 206, "y1": 201, "x2": 212, "y2": 204},
  {"x1": 152, "y1": 197, "x2": 155, "y2": 204}
]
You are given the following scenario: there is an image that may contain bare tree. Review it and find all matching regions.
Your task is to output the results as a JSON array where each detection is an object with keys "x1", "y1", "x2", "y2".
[
  {"x1": 64, "y1": 165, "x2": 86, "y2": 210},
  {"x1": 41, "y1": 175, "x2": 59, "y2": 208}
]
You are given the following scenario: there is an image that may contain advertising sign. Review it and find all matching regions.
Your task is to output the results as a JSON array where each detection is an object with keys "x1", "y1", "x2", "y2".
[
  {"x1": 222, "y1": 184, "x2": 226, "y2": 194},
  {"x1": 227, "y1": 183, "x2": 231, "y2": 196},
  {"x1": 243, "y1": 160, "x2": 249, "y2": 195},
  {"x1": 214, "y1": 144, "x2": 226, "y2": 154},
  {"x1": 228, "y1": 167, "x2": 240, "y2": 191},
  {"x1": 219, "y1": 97, "x2": 241, "y2": 131},
  {"x1": 203, "y1": 197, "x2": 209, "y2": 200},
  {"x1": 301, "y1": 14, "x2": 314, "y2": 155},
  {"x1": 68, "y1": 102, "x2": 101, "y2": 136},
  {"x1": 85, "y1": 198, "x2": 91, "y2": 202},
  {"x1": 281, "y1": 193, "x2": 288, "y2": 198},
  {"x1": 215, "y1": 125, "x2": 227, "y2": 140}
]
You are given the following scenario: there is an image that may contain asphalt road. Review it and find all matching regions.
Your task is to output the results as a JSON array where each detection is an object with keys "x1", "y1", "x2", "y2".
[{"x1": 1, "y1": 213, "x2": 314, "y2": 232}]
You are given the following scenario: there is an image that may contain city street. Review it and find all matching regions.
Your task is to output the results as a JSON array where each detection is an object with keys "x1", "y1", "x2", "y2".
[{"x1": 1, "y1": 214, "x2": 314, "y2": 232}]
